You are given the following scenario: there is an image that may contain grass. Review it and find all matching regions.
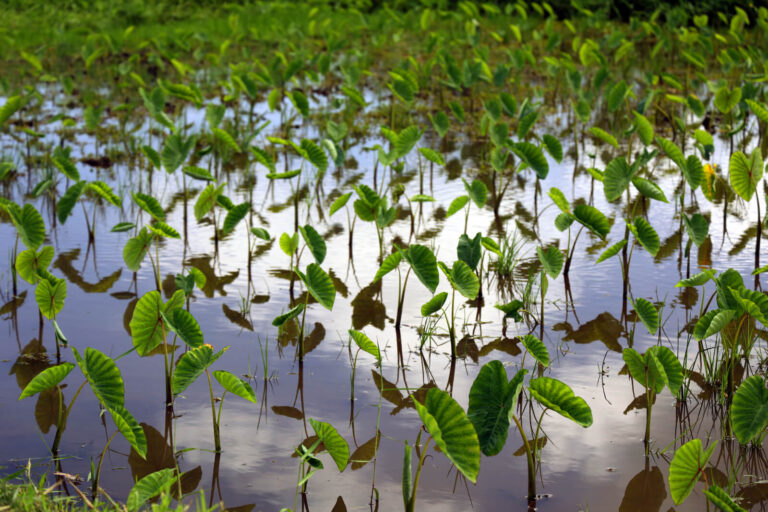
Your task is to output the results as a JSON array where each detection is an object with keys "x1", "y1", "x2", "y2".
[{"x1": 0, "y1": 471, "x2": 218, "y2": 512}]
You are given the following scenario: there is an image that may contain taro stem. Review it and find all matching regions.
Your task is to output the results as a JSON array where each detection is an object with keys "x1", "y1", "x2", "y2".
[
  {"x1": 512, "y1": 414, "x2": 537, "y2": 502},
  {"x1": 205, "y1": 368, "x2": 221, "y2": 453}
]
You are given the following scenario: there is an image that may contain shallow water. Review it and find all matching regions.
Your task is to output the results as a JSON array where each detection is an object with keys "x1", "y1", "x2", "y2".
[{"x1": 0, "y1": 88, "x2": 766, "y2": 512}]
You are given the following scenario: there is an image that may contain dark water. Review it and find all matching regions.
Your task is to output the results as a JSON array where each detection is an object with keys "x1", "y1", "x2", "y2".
[{"x1": 0, "y1": 94, "x2": 765, "y2": 512}]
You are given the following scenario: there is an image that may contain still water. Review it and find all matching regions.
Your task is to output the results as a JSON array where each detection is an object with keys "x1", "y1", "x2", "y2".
[{"x1": 0, "y1": 93, "x2": 765, "y2": 511}]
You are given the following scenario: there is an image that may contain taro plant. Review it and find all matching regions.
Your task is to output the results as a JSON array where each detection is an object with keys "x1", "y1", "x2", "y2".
[
  {"x1": 427, "y1": 259, "x2": 480, "y2": 357},
  {"x1": 293, "y1": 419, "x2": 349, "y2": 511},
  {"x1": 548, "y1": 187, "x2": 611, "y2": 278},
  {"x1": 686, "y1": 268, "x2": 768, "y2": 391},
  {"x1": 374, "y1": 243, "x2": 439, "y2": 329},
  {"x1": 728, "y1": 148, "x2": 764, "y2": 277},
  {"x1": 273, "y1": 262, "x2": 336, "y2": 360},
  {"x1": 54, "y1": 155, "x2": 123, "y2": 243},
  {"x1": 621, "y1": 344, "x2": 682, "y2": 455},
  {"x1": 467, "y1": 352, "x2": 593, "y2": 506},
  {"x1": 403, "y1": 387, "x2": 480, "y2": 512},
  {"x1": 666, "y1": 438, "x2": 746, "y2": 510},
  {"x1": 18, "y1": 347, "x2": 148, "y2": 500},
  {"x1": 129, "y1": 289, "x2": 203, "y2": 407}
]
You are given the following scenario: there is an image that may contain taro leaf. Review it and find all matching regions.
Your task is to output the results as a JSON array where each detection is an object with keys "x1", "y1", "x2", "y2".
[
  {"x1": 684, "y1": 214, "x2": 709, "y2": 247},
  {"x1": 537, "y1": 245, "x2": 563, "y2": 279},
  {"x1": 589, "y1": 126, "x2": 618, "y2": 148},
  {"x1": 607, "y1": 80, "x2": 629, "y2": 112},
  {"x1": 542, "y1": 134, "x2": 563, "y2": 163},
  {"x1": 413, "y1": 388, "x2": 480, "y2": 483},
  {"x1": 656, "y1": 137, "x2": 687, "y2": 174},
  {"x1": 421, "y1": 292, "x2": 448, "y2": 317},
  {"x1": 194, "y1": 183, "x2": 225, "y2": 221},
  {"x1": 212, "y1": 370, "x2": 257, "y2": 404},
  {"x1": 430, "y1": 110, "x2": 450, "y2": 137},
  {"x1": 676, "y1": 270, "x2": 717, "y2": 288},
  {"x1": 632, "y1": 176, "x2": 668, "y2": 203},
  {"x1": 183, "y1": 166, "x2": 215, "y2": 181},
  {"x1": 279, "y1": 232, "x2": 299, "y2": 256},
  {"x1": 481, "y1": 237, "x2": 501, "y2": 256},
  {"x1": 349, "y1": 330, "x2": 380, "y2": 360},
  {"x1": 123, "y1": 227, "x2": 153, "y2": 271},
  {"x1": 132, "y1": 193, "x2": 165, "y2": 221},
  {"x1": 684, "y1": 154, "x2": 704, "y2": 190},
  {"x1": 296, "y1": 264, "x2": 335, "y2": 310},
  {"x1": 528, "y1": 377, "x2": 593, "y2": 427},
  {"x1": 75, "y1": 347, "x2": 125, "y2": 411},
  {"x1": 19, "y1": 362, "x2": 75, "y2": 400},
  {"x1": 161, "y1": 132, "x2": 195, "y2": 173},
  {"x1": 52, "y1": 155, "x2": 80, "y2": 181},
  {"x1": 447, "y1": 260, "x2": 479, "y2": 299},
  {"x1": 267, "y1": 170, "x2": 300, "y2": 180},
  {"x1": 272, "y1": 303, "x2": 304, "y2": 327},
  {"x1": 714, "y1": 86, "x2": 741, "y2": 114},
  {"x1": 630, "y1": 217, "x2": 659, "y2": 256},
  {"x1": 109, "y1": 404, "x2": 147, "y2": 459},
  {"x1": 517, "y1": 110, "x2": 538, "y2": 139},
  {"x1": 301, "y1": 139, "x2": 328, "y2": 173},
  {"x1": 393, "y1": 126, "x2": 422, "y2": 160},
  {"x1": 623, "y1": 348, "x2": 666, "y2": 394},
  {"x1": 330, "y1": 192, "x2": 352, "y2": 216},
  {"x1": 647, "y1": 346, "x2": 683, "y2": 395},
  {"x1": 16, "y1": 246, "x2": 54, "y2": 284},
  {"x1": 731, "y1": 375, "x2": 768, "y2": 445},
  {"x1": 172, "y1": 345, "x2": 227, "y2": 395},
  {"x1": 402, "y1": 441, "x2": 412, "y2": 509},
  {"x1": 512, "y1": 141, "x2": 549, "y2": 179},
  {"x1": 703, "y1": 485, "x2": 746, "y2": 512},
  {"x1": 729, "y1": 149, "x2": 763, "y2": 202},
  {"x1": 632, "y1": 297, "x2": 658, "y2": 334},
  {"x1": 161, "y1": 309, "x2": 203, "y2": 348},
  {"x1": 463, "y1": 179, "x2": 487, "y2": 208},
  {"x1": 130, "y1": 291, "x2": 166, "y2": 356},
  {"x1": 633, "y1": 112, "x2": 654, "y2": 146},
  {"x1": 11, "y1": 203, "x2": 46, "y2": 249},
  {"x1": 419, "y1": 147, "x2": 445, "y2": 166},
  {"x1": 111, "y1": 222, "x2": 135, "y2": 233},
  {"x1": 521, "y1": 334, "x2": 549, "y2": 367},
  {"x1": 326, "y1": 120, "x2": 348, "y2": 142},
  {"x1": 309, "y1": 419, "x2": 349, "y2": 472},
  {"x1": 596, "y1": 239, "x2": 627, "y2": 264},
  {"x1": 126, "y1": 468, "x2": 179, "y2": 512},
  {"x1": 35, "y1": 278, "x2": 66, "y2": 319},
  {"x1": 404, "y1": 245, "x2": 439, "y2": 293},
  {"x1": 57, "y1": 182, "x2": 87, "y2": 224},
  {"x1": 374, "y1": 251, "x2": 403, "y2": 282},
  {"x1": 730, "y1": 286, "x2": 768, "y2": 324},
  {"x1": 457, "y1": 233, "x2": 483, "y2": 271},
  {"x1": 221, "y1": 202, "x2": 249, "y2": 235},
  {"x1": 495, "y1": 300, "x2": 523, "y2": 321},
  {"x1": 148, "y1": 221, "x2": 180, "y2": 239},
  {"x1": 88, "y1": 181, "x2": 121, "y2": 207},
  {"x1": 467, "y1": 361, "x2": 527, "y2": 456},
  {"x1": 603, "y1": 157, "x2": 633, "y2": 202},
  {"x1": 250, "y1": 227, "x2": 270, "y2": 241},
  {"x1": 573, "y1": 204, "x2": 609, "y2": 239},
  {"x1": 447, "y1": 195, "x2": 469, "y2": 217},
  {"x1": 548, "y1": 187, "x2": 570, "y2": 213},
  {"x1": 555, "y1": 213, "x2": 575, "y2": 231},
  {"x1": 290, "y1": 90, "x2": 309, "y2": 117},
  {"x1": 668, "y1": 438, "x2": 717, "y2": 505},
  {"x1": 300, "y1": 225, "x2": 327, "y2": 265}
]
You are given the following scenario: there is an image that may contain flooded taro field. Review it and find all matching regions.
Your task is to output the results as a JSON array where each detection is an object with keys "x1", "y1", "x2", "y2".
[{"x1": 1, "y1": 2, "x2": 768, "y2": 511}]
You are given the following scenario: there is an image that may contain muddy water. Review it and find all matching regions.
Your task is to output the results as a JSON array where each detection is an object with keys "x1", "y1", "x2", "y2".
[{"x1": 0, "y1": 95, "x2": 765, "y2": 511}]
